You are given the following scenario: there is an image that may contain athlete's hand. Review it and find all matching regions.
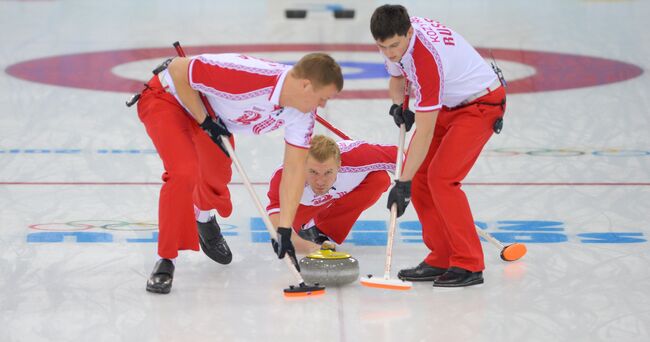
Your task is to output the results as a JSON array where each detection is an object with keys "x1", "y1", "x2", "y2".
[
  {"x1": 200, "y1": 116, "x2": 231, "y2": 157},
  {"x1": 387, "y1": 180, "x2": 412, "y2": 218},
  {"x1": 389, "y1": 104, "x2": 415, "y2": 132},
  {"x1": 271, "y1": 227, "x2": 300, "y2": 271}
]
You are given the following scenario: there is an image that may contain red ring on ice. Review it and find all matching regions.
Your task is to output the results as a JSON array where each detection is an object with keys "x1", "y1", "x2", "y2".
[{"x1": 5, "y1": 44, "x2": 643, "y2": 99}]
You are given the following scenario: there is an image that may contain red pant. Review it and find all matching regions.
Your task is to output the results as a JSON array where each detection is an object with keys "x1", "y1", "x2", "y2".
[
  {"x1": 291, "y1": 171, "x2": 391, "y2": 244},
  {"x1": 410, "y1": 87, "x2": 506, "y2": 272},
  {"x1": 137, "y1": 76, "x2": 234, "y2": 259}
]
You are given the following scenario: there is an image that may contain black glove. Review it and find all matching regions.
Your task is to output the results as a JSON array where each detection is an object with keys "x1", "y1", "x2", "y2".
[
  {"x1": 199, "y1": 116, "x2": 231, "y2": 157},
  {"x1": 387, "y1": 180, "x2": 412, "y2": 218},
  {"x1": 389, "y1": 103, "x2": 415, "y2": 132},
  {"x1": 271, "y1": 227, "x2": 300, "y2": 271}
]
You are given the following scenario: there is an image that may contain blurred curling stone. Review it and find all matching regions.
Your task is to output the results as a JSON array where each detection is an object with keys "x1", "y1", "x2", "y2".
[
  {"x1": 285, "y1": 9, "x2": 307, "y2": 19},
  {"x1": 333, "y1": 9, "x2": 355, "y2": 19},
  {"x1": 299, "y1": 243, "x2": 359, "y2": 286},
  {"x1": 284, "y1": 7, "x2": 354, "y2": 19}
]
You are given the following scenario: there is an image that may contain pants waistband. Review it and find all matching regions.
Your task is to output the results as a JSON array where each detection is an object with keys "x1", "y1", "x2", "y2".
[
  {"x1": 454, "y1": 79, "x2": 503, "y2": 108},
  {"x1": 157, "y1": 73, "x2": 172, "y2": 92}
]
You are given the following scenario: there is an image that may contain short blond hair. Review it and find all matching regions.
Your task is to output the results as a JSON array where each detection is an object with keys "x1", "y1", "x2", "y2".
[
  {"x1": 309, "y1": 135, "x2": 341, "y2": 164},
  {"x1": 293, "y1": 53, "x2": 344, "y2": 91}
]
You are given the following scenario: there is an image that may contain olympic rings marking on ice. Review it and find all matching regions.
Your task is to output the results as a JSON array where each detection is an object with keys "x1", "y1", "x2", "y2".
[
  {"x1": 591, "y1": 149, "x2": 650, "y2": 157},
  {"x1": 29, "y1": 223, "x2": 93, "y2": 232},
  {"x1": 29, "y1": 220, "x2": 158, "y2": 232},
  {"x1": 27, "y1": 220, "x2": 238, "y2": 232}
]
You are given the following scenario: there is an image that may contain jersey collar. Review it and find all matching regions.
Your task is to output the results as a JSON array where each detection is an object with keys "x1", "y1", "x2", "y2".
[
  {"x1": 399, "y1": 31, "x2": 417, "y2": 65},
  {"x1": 269, "y1": 68, "x2": 289, "y2": 107}
]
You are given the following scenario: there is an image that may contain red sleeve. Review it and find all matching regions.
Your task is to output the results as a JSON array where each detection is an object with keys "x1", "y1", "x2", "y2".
[
  {"x1": 412, "y1": 37, "x2": 442, "y2": 111},
  {"x1": 340, "y1": 141, "x2": 398, "y2": 169},
  {"x1": 189, "y1": 55, "x2": 277, "y2": 94},
  {"x1": 266, "y1": 168, "x2": 283, "y2": 214}
]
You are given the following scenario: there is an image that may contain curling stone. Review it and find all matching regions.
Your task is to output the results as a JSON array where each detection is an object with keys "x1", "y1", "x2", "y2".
[
  {"x1": 299, "y1": 248, "x2": 359, "y2": 286},
  {"x1": 285, "y1": 9, "x2": 307, "y2": 19},
  {"x1": 333, "y1": 9, "x2": 355, "y2": 19}
]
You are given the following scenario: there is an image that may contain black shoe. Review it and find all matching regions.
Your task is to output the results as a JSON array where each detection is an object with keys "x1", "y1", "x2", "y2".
[
  {"x1": 433, "y1": 267, "x2": 484, "y2": 287},
  {"x1": 297, "y1": 225, "x2": 331, "y2": 245},
  {"x1": 197, "y1": 217, "x2": 232, "y2": 264},
  {"x1": 146, "y1": 259, "x2": 175, "y2": 294},
  {"x1": 397, "y1": 261, "x2": 447, "y2": 281}
]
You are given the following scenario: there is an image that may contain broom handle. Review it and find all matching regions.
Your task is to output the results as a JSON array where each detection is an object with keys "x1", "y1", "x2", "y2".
[
  {"x1": 383, "y1": 125, "x2": 406, "y2": 279},
  {"x1": 383, "y1": 80, "x2": 410, "y2": 279},
  {"x1": 475, "y1": 225, "x2": 506, "y2": 250},
  {"x1": 315, "y1": 114, "x2": 352, "y2": 140}
]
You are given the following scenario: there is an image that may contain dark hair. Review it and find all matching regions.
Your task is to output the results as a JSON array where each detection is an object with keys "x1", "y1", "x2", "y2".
[{"x1": 370, "y1": 4, "x2": 411, "y2": 41}]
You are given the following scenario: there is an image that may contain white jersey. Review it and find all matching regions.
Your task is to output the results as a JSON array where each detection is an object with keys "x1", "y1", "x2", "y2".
[
  {"x1": 383, "y1": 16, "x2": 498, "y2": 111},
  {"x1": 266, "y1": 140, "x2": 398, "y2": 215},
  {"x1": 160, "y1": 53, "x2": 314, "y2": 148}
]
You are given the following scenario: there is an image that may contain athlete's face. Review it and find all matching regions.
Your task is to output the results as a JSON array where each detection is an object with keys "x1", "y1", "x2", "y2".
[
  {"x1": 297, "y1": 81, "x2": 339, "y2": 113},
  {"x1": 305, "y1": 155, "x2": 340, "y2": 196},
  {"x1": 376, "y1": 28, "x2": 413, "y2": 63}
]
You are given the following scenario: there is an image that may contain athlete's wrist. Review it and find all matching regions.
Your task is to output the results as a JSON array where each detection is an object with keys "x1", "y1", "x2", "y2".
[{"x1": 197, "y1": 113, "x2": 209, "y2": 125}]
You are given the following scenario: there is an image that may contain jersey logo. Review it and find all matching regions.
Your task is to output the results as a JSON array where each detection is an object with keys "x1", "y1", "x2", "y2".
[
  {"x1": 312, "y1": 194, "x2": 334, "y2": 206},
  {"x1": 252, "y1": 117, "x2": 284, "y2": 134},
  {"x1": 229, "y1": 110, "x2": 262, "y2": 125}
]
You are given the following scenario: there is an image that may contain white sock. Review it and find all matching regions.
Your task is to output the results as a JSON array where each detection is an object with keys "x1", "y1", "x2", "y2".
[
  {"x1": 302, "y1": 219, "x2": 316, "y2": 230},
  {"x1": 194, "y1": 205, "x2": 213, "y2": 223}
]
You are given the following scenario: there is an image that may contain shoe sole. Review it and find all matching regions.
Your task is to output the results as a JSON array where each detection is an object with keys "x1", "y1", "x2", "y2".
[
  {"x1": 432, "y1": 278, "x2": 484, "y2": 288},
  {"x1": 146, "y1": 285, "x2": 171, "y2": 294},
  {"x1": 397, "y1": 275, "x2": 441, "y2": 282}
]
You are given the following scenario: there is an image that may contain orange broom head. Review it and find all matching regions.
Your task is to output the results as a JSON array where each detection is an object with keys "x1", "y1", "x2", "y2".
[
  {"x1": 501, "y1": 243, "x2": 527, "y2": 261},
  {"x1": 360, "y1": 275, "x2": 412, "y2": 291},
  {"x1": 283, "y1": 283, "x2": 326, "y2": 298}
]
